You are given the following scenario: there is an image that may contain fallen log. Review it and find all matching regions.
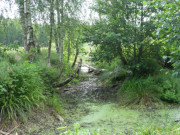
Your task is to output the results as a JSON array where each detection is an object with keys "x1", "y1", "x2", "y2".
[{"x1": 56, "y1": 59, "x2": 82, "y2": 87}]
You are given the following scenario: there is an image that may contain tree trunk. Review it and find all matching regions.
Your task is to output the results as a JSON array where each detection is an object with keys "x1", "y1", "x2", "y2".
[
  {"x1": 54, "y1": 24, "x2": 59, "y2": 53},
  {"x1": 26, "y1": 0, "x2": 36, "y2": 61},
  {"x1": 119, "y1": 43, "x2": 127, "y2": 66},
  {"x1": 72, "y1": 45, "x2": 79, "y2": 68},
  {"x1": 59, "y1": 0, "x2": 64, "y2": 66},
  {"x1": 134, "y1": 3, "x2": 137, "y2": 61},
  {"x1": 34, "y1": 34, "x2": 41, "y2": 54},
  {"x1": 138, "y1": 3, "x2": 144, "y2": 62},
  {"x1": 56, "y1": 0, "x2": 60, "y2": 54},
  {"x1": 67, "y1": 38, "x2": 70, "y2": 63},
  {"x1": 19, "y1": 0, "x2": 27, "y2": 53},
  {"x1": 56, "y1": 59, "x2": 82, "y2": 87},
  {"x1": 47, "y1": 0, "x2": 54, "y2": 67}
]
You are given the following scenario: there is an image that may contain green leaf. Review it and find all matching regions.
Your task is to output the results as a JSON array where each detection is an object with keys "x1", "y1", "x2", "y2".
[{"x1": 143, "y1": 1, "x2": 147, "y2": 5}]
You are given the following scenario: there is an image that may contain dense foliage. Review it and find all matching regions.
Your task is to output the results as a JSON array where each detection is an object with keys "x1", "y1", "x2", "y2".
[
  {"x1": 83, "y1": 0, "x2": 180, "y2": 104},
  {"x1": 0, "y1": 60, "x2": 45, "y2": 121},
  {"x1": 0, "y1": 17, "x2": 23, "y2": 45}
]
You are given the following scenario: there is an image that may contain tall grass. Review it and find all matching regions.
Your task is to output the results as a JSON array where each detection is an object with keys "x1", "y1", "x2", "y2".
[
  {"x1": 0, "y1": 47, "x2": 75, "y2": 123},
  {"x1": 118, "y1": 71, "x2": 180, "y2": 105},
  {"x1": 0, "y1": 61, "x2": 45, "y2": 122}
]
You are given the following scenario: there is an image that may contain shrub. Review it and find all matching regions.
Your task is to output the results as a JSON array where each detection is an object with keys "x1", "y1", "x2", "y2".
[
  {"x1": 118, "y1": 71, "x2": 180, "y2": 105},
  {"x1": 118, "y1": 76, "x2": 161, "y2": 105},
  {"x1": 0, "y1": 61, "x2": 45, "y2": 122},
  {"x1": 40, "y1": 66, "x2": 60, "y2": 93},
  {"x1": 154, "y1": 71, "x2": 180, "y2": 103}
]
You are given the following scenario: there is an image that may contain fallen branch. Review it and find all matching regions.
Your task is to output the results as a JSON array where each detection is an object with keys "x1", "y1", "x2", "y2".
[
  {"x1": 83, "y1": 64, "x2": 96, "y2": 73},
  {"x1": 0, "y1": 125, "x2": 19, "y2": 135},
  {"x1": 0, "y1": 130, "x2": 8, "y2": 135},
  {"x1": 56, "y1": 59, "x2": 82, "y2": 87}
]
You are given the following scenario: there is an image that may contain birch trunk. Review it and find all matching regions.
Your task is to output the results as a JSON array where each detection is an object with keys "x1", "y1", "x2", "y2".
[
  {"x1": 47, "y1": 0, "x2": 54, "y2": 67},
  {"x1": 54, "y1": 24, "x2": 59, "y2": 53},
  {"x1": 25, "y1": 0, "x2": 35, "y2": 61},
  {"x1": 59, "y1": 0, "x2": 64, "y2": 66},
  {"x1": 19, "y1": 0, "x2": 27, "y2": 52},
  {"x1": 56, "y1": 0, "x2": 61, "y2": 54}
]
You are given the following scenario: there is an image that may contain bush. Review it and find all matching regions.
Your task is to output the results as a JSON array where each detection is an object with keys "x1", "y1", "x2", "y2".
[
  {"x1": 40, "y1": 66, "x2": 60, "y2": 93},
  {"x1": 0, "y1": 61, "x2": 45, "y2": 122},
  {"x1": 118, "y1": 76, "x2": 161, "y2": 105},
  {"x1": 118, "y1": 71, "x2": 180, "y2": 105},
  {"x1": 154, "y1": 71, "x2": 180, "y2": 103}
]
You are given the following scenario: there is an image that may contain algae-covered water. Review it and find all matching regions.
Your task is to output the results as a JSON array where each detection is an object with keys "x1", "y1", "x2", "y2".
[
  {"x1": 60, "y1": 67, "x2": 180, "y2": 134},
  {"x1": 74, "y1": 102, "x2": 180, "y2": 134}
]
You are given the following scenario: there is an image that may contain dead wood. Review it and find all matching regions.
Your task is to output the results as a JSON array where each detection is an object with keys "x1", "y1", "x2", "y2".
[{"x1": 56, "y1": 59, "x2": 82, "y2": 87}]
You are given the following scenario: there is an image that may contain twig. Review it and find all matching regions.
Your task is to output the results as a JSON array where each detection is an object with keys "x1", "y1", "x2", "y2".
[
  {"x1": 0, "y1": 125, "x2": 19, "y2": 135},
  {"x1": 7, "y1": 125, "x2": 19, "y2": 135}
]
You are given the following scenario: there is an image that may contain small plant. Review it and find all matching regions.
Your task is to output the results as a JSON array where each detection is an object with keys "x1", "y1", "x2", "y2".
[
  {"x1": 58, "y1": 124, "x2": 100, "y2": 135},
  {"x1": 47, "y1": 94, "x2": 62, "y2": 113},
  {"x1": 137, "y1": 123, "x2": 180, "y2": 135},
  {"x1": 72, "y1": 78, "x2": 80, "y2": 84}
]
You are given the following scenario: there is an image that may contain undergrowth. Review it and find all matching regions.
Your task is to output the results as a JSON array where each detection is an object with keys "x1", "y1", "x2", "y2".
[
  {"x1": 0, "y1": 47, "x2": 76, "y2": 124},
  {"x1": 118, "y1": 70, "x2": 180, "y2": 105},
  {"x1": 137, "y1": 123, "x2": 180, "y2": 135},
  {"x1": 0, "y1": 61, "x2": 45, "y2": 122},
  {"x1": 58, "y1": 124, "x2": 100, "y2": 135},
  {"x1": 58, "y1": 123, "x2": 180, "y2": 135}
]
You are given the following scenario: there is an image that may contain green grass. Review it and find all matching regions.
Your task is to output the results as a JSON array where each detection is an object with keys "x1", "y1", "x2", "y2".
[
  {"x1": 118, "y1": 71, "x2": 180, "y2": 105},
  {"x1": 58, "y1": 123, "x2": 180, "y2": 135},
  {"x1": 137, "y1": 123, "x2": 180, "y2": 135}
]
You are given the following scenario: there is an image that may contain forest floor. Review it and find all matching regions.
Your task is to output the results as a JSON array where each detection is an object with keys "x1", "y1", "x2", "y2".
[{"x1": 11, "y1": 66, "x2": 180, "y2": 135}]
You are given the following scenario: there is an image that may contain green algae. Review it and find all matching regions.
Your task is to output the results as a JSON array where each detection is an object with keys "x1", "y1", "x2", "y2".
[{"x1": 75, "y1": 103, "x2": 180, "y2": 134}]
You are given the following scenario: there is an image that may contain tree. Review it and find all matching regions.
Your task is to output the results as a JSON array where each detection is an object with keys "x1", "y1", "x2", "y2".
[
  {"x1": 84, "y1": 0, "x2": 162, "y2": 76},
  {"x1": 151, "y1": 0, "x2": 180, "y2": 76},
  {"x1": 18, "y1": 0, "x2": 36, "y2": 61},
  {"x1": 47, "y1": 0, "x2": 54, "y2": 67}
]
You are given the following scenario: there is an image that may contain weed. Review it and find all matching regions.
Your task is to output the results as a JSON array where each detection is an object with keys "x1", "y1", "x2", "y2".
[{"x1": 58, "y1": 123, "x2": 100, "y2": 135}]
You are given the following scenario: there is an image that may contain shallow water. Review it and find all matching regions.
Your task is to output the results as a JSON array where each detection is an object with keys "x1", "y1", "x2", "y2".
[
  {"x1": 65, "y1": 67, "x2": 180, "y2": 134},
  {"x1": 75, "y1": 102, "x2": 180, "y2": 134}
]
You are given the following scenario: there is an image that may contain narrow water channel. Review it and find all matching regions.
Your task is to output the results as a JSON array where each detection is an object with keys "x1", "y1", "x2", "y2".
[
  {"x1": 18, "y1": 66, "x2": 180, "y2": 135},
  {"x1": 61, "y1": 66, "x2": 180, "y2": 134}
]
